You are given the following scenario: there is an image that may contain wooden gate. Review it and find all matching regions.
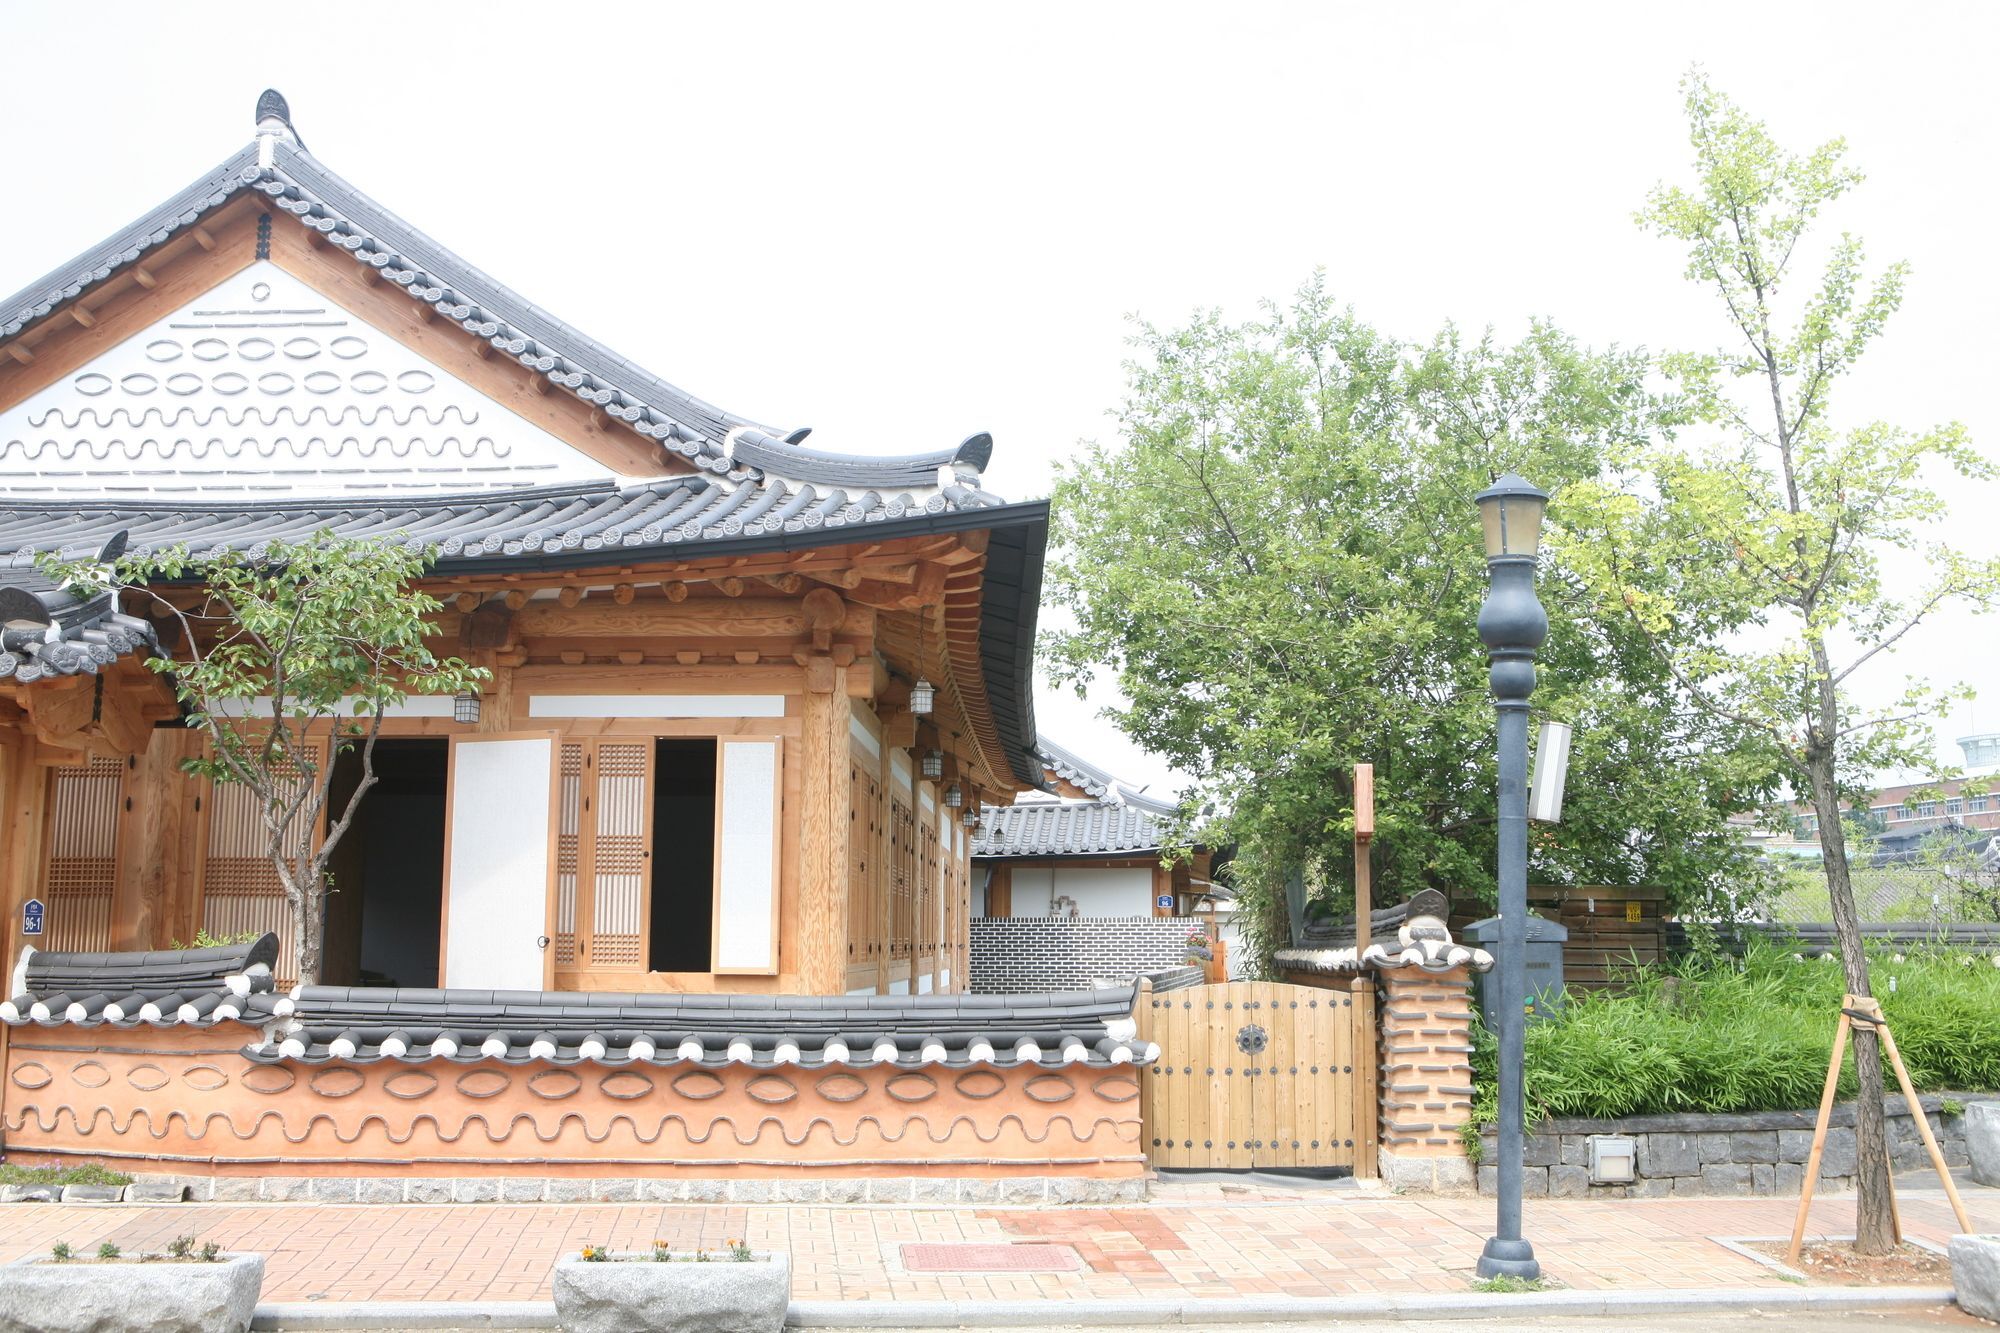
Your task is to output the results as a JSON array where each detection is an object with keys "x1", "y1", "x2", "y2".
[{"x1": 1136, "y1": 979, "x2": 1376, "y2": 1175}]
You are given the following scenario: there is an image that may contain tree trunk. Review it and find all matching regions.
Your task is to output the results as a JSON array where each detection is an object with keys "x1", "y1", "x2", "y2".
[{"x1": 1805, "y1": 741, "x2": 1896, "y2": 1254}]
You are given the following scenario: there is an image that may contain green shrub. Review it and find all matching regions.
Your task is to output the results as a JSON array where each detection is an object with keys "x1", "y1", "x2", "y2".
[
  {"x1": 0, "y1": 1162, "x2": 134, "y2": 1188},
  {"x1": 1470, "y1": 938, "x2": 2000, "y2": 1123}
]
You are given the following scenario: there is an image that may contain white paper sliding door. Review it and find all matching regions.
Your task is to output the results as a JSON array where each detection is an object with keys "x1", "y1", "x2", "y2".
[
  {"x1": 442, "y1": 732, "x2": 560, "y2": 990},
  {"x1": 712, "y1": 737, "x2": 782, "y2": 975}
]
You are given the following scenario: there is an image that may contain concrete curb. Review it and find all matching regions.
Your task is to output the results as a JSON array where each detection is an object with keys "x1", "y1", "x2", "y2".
[{"x1": 252, "y1": 1285, "x2": 1960, "y2": 1328}]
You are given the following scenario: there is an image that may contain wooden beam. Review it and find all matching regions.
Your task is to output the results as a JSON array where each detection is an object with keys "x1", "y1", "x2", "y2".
[
  {"x1": 191, "y1": 226, "x2": 217, "y2": 252},
  {"x1": 131, "y1": 265, "x2": 157, "y2": 290},
  {"x1": 660, "y1": 581, "x2": 690, "y2": 603},
  {"x1": 511, "y1": 599, "x2": 811, "y2": 640},
  {"x1": 611, "y1": 583, "x2": 636, "y2": 605},
  {"x1": 68, "y1": 307, "x2": 96, "y2": 330},
  {"x1": 4, "y1": 344, "x2": 30, "y2": 366},
  {"x1": 558, "y1": 586, "x2": 584, "y2": 608},
  {"x1": 21, "y1": 675, "x2": 97, "y2": 742}
]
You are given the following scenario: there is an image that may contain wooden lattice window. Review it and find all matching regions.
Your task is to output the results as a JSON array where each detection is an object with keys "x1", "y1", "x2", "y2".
[
  {"x1": 848, "y1": 760, "x2": 882, "y2": 962},
  {"x1": 555, "y1": 738, "x2": 654, "y2": 973},
  {"x1": 890, "y1": 798, "x2": 915, "y2": 960},
  {"x1": 40, "y1": 755, "x2": 123, "y2": 954}
]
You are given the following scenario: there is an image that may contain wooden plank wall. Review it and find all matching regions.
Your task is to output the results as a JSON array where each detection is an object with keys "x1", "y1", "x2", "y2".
[{"x1": 1527, "y1": 885, "x2": 1666, "y2": 991}]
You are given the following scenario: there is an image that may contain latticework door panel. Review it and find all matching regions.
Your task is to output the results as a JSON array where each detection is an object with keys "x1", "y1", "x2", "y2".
[
  {"x1": 41, "y1": 755, "x2": 123, "y2": 954},
  {"x1": 889, "y1": 799, "x2": 915, "y2": 961},
  {"x1": 554, "y1": 742, "x2": 583, "y2": 968},
  {"x1": 848, "y1": 761, "x2": 882, "y2": 965},
  {"x1": 587, "y1": 740, "x2": 651, "y2": 970}
]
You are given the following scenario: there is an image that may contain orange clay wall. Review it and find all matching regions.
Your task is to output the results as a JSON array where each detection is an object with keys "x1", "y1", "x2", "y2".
[{"x1": 2, "y1": 1026, "x2": 1144, "y2": 1179}]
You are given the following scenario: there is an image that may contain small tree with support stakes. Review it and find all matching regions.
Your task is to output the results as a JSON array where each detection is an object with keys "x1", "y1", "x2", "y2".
[
  {"x1": 1562, "y1": 72, "x2": 2000, "y2": 1254},
  {"x1": 48, "y1": 530, "x2": 486, "y2": 986}
]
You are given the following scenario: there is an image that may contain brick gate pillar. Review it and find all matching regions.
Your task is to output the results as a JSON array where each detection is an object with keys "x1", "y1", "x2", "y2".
[{"x1": 1366, "y1": 896, "x2": 1490, "y2": 1193}]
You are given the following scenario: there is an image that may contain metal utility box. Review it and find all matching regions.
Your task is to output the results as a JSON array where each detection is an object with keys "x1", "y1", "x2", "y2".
[{"x1": 1463, "y1": 913, "x2": 1568, "y2": 1030}]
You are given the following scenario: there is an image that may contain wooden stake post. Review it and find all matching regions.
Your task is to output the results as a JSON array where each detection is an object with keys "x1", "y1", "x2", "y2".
[
  {"x1": 1353, "y1": 763, "x2": 1374, "y2": 954},
  {"x1": 1786, "y1": 993, "x2": 1971, "y2": 1264}
]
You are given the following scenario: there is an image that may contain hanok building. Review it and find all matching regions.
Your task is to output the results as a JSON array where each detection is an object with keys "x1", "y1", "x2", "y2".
[{"x1": 0, "y1": 94, "x2": 1156, "y2": 1199}]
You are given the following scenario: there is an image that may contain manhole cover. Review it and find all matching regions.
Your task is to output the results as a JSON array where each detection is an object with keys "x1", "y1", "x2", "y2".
[{"x1": 902, "y1": 1242, "x2": 1080, "y2": 1273}]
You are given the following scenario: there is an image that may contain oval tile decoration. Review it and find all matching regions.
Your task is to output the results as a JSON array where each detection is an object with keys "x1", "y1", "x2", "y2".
[
  {"x1": 250, "y1": 280, "x2": 272, "y2": 302},
  {"x1": 302, "y1": 371, "x2": 342, "y2": 395},
  {"x1": 238, "y1": 336, "x2": 276, "y2": 361},
  {"x1": 165, "y1": 373, "x2": 204, "y2": 396},
  {"x1": 241, "y1": 1066, "x2": 296, "y2": 1096},
  {"x1": 396, "y1": 369, "x2": 436, "y2": 394},
  {"x1": 70, "y1": 1060, "x2": 111, "y2": 1089},
  {"x1": 256, "y1": 372, "x2": 295, "y2": 396},
  {"x1": 126, "y1": 1064, "x2": 169, "y2": 1093},
  {"x1": 144, "y1": 339, "x2": 183, "y2": 363},
  {"x1": 309, "y1": 1067, "x2": 365, "y2": 1099},
  {"x1": 885, "y1": 1073, "x2": 939, "y2": 1103},
  {"x1": 455, "y1": 1069, "x2": 511, "y2": 1100},
  {"x1": 182, "y1": 1065, "x2": 230, "y2": 1093},
  {"x1": 528, "y1": 1069, "x2": 581, "y2": 1101},
  {"x1": 10, "y1": 1062, "x2": 52, "y2": 1091},
  {"x1": 329, "y1": 335, "x2": 368, "y2": 360},
  {"x1": 744, "y1": 1074, "x2": 798, "y2": 1105},
  {"x1": 119, "y1": 373, "x2": 159, "y2": 395},
  {"x1": 670, "y1": 1071, "x2": 725, "y2": 1102},
  {"x1": 813, "y1": 1072, "x2": 868, "y2": 1104},
  {"x1": 384, "y1": 1070, "x2": 439, "y2": 1101},
  {"x1": 1093, "y1": 1076, "x2": 1140, "y2": 1105},
  {"x1": 191, "y1": 338, "x2": 229, "y2": 361},
  {"x1": 351, "y1": 370, "x2": 389, "y2": 395},
  {"x1": 282, "y1": 337, "x2": 321, "y2": 360},
  {"x1": 211, "y1": 372, "x2": 249, "y2": 396},
  {"x1": 599, "y1": 1070, "x2": 654, "y2": 1101},
  {"x1": 74, "y1": 372, "x2": 112, "y2": 396},
  {"x1": 1023, "y1": 1075, "x2": 1076, "y2": 1104},
  {"x1": 952, "y1": 1070, "x2": 1005, "y2": 1101}
]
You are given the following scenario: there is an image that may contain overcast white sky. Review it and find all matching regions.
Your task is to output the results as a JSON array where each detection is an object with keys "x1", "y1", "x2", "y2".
[{"x1": 2, "y1": 2, "x2": 1994, "y2": 794}]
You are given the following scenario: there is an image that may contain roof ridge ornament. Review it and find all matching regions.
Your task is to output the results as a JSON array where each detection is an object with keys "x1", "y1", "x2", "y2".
[{"x1": 254, "y1": 88, "x2": 303, "y2": 165}]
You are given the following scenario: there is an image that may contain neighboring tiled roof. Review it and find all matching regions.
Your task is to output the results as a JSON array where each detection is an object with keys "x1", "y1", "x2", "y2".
[
  {"x1": 973, "y1": 798, "x2": 1165, "y2": 858},
  {"x1": 0, "y1": 568, "x2": 159, "y2": 683},
  {"x1": 249, "y1": 983, "x2": 1157, "y2": 1069},
  {"x1": 1033, "y1": 736, "x2": 1175, "y2": 814},
  {"x1": 2, "y1": 934, "x2": 293, "y2": 1027}
]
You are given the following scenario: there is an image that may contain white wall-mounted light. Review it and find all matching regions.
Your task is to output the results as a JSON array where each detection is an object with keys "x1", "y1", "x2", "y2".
[
  {"x1": 1588, "y1": 1134, "x2": 1635, "y2": 1184},
  {"x1": 1528, "y1": 721, "x2": 1572, "y2": 824}
]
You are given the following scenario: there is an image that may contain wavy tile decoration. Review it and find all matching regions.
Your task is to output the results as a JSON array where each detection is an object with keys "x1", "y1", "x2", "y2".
[
  {"x1": 1, "y1": 1027, "x2": 1146, "y2": 1178},
  {"x1": 0, "y1": 264, "x2": 613, "y2": 498}
]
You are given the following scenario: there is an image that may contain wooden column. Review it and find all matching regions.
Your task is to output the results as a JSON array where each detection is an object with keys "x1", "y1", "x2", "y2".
[
  {"x1": 794, "y1": 657, "x2": 852, "y2": 993},
  {"x1": 0, "y1": 729, "x2": 52, "y2": 959},
  {"x1": 874, "y1": 731, "x2": 895, "y2": 995},
  {"x1": 111, "y1": 729, "x2": 202, "y2": 950}
]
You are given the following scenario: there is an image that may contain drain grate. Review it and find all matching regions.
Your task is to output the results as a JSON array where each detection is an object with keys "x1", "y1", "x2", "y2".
[{"x1": 901, "y1": 1242, "x2": 1080, "y2": 1273}]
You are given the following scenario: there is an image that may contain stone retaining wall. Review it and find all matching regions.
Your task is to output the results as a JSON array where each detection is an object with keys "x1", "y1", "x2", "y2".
[{"x1": 1476, "y1": 1093, "x2": 1993, "y2": 1198}]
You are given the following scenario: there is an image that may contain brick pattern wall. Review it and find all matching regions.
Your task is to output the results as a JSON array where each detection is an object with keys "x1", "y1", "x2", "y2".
[
  {"x1": 1374, "y1": 964, "x2": 1478, "y2": 1192},
  {"x1": 970, "y1": 916, "x2": 1201, "y2": 994}
]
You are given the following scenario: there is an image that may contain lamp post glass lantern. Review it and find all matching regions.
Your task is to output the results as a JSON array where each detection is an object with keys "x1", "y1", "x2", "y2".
[{"x1": 1473, "y1": 472, "x2": 1549, "y2": 1282}]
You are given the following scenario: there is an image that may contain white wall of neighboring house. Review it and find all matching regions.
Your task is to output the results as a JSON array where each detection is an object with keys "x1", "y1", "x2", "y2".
[{"x1": 972, "y1": 865, "x2": 1156, "y2": 918}]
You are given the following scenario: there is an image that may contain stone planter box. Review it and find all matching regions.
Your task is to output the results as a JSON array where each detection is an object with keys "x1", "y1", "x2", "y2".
[
  {"x1": 553, "y1": 1251, "x2": 790, "y2": 1333},
  {"x1": 1968, "y1": 1100, "x2": 2000, "y2": 1187},
  {"x1": 1951, "y1": 1234, "x2": 2000, "y2": 1323},
  {"x1": 0, "y1": 1252, "x2": 263, "y2": 1333}
]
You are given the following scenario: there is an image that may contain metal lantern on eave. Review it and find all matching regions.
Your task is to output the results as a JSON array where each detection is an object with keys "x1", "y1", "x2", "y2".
[
  {"x1": 910, "y1": 676, "x2": 935, "y2": 715},
  {"x1": 921, "y1": 749, "x2": 944, "y2": 780},
  {"x1": 960, "y1": 807, "x2": 980, "y2": 829},
  {"x1": 453, "y1": 691, "x2": 481, "y2": 724},
  {"x1": 943, "y1": 783, "x2": 963, "y2": 808}
]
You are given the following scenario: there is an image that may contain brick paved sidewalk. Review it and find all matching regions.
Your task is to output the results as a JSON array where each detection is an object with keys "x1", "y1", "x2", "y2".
[{"x1": 0, "y1": 1184, "x2": 1989, "y2": 1306}]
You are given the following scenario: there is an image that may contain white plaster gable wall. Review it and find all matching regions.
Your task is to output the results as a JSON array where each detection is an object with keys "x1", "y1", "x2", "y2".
[
  {"x1": 0, "y1": 264, "x2": 614, "y2": 498},
  {"x1": 994, "y1": 865, "x2": 1154, "y2": 919}
]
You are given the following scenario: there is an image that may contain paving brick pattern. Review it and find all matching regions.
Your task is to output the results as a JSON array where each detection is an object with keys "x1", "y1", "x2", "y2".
[{"x1": 0, "y1": 1185, "x2": 1990, "y2": 1305}]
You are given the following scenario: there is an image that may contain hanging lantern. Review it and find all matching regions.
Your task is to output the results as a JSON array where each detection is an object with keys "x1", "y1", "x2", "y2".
[
  {"x1": 960, "y1": 808, "x2": 980, "y2": 829},
  {"x1": 910, "y1": 676, "x2": 935, "y2": 715},
  {"x1": 921, "y1": 749, "x2": 944, "y2": 780},
  {"x1": 943, "y1": 783, "x2": 963, "y2": 808},
  {"x1": 453, "y1": 691, "x2": 482, "y2": 724}
]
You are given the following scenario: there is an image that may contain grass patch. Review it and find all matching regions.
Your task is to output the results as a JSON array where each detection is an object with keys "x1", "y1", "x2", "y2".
[
  {"x1": 1472, "y1": 1274, "x2": 1545, "y2": 1293},
  {"x1": 1471, "y1": 937, "x2": 2000, "y2": 1122},
  {"x1": 0, "y1": 1162, "x2": 134, "y2": 1188}
]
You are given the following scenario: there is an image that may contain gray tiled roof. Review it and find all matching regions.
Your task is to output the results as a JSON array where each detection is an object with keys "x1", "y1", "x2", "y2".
[
  {"x1": 0, "y1": 568, "x2": 159, "y2": 683},
  {"x1": 973, "y1": 798, "x2": 1165, "y2": 858},
  {"x1": 0, "y1": 108, "x2": 999, "y2": 496},
  {"x1": 251, "y1": 983, "x2": 1155, "y2": 1069},
  {"x1": 1035, "y1": 736, "x2": 1176, "y2": 814},
  {"x1": 2, "y1": 934, "x2": 293, "y2": 1027}
]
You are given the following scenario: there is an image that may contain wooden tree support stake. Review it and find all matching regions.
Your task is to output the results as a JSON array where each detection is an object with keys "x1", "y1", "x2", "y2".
[{"x1": 1786, "y1": 993, "x2": 1971, "y2": 1265}]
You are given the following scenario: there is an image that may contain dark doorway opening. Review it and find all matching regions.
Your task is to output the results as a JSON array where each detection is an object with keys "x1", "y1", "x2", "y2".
[
  {"x1": 322, "y1": 738, "x2": 447, "y2": 988},
  {"x1": 650, "y1": 739, "x2": 716, "y2": 972}
]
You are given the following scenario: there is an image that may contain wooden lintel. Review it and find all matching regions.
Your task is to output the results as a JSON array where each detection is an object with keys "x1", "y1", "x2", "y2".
[{"x1": 509, "y1": 599, "x2": 810, "y2": 640}]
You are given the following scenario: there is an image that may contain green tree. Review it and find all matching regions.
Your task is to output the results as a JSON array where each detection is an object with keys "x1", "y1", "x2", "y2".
[
  {"x1": 53, "y1": 532, "x2": 486, "y2": 985},
  {"x1": 1560, "y1": 73, "x2": 1999, "y2": 1252},
  {"x1": 1044, "y1": 278, "x2": 1782, "y2": 971}
]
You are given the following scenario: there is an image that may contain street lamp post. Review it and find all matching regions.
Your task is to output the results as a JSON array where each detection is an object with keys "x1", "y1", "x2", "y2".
[{"x1": 1473, "y1": 473, "x2": 1549, "y2": 1282}]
